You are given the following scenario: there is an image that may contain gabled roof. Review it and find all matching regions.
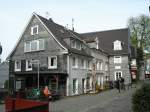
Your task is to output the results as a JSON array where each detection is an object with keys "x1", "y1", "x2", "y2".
[
  {"x1": 81, "y1": 28, "x2": 130, "y2": 55},
  {"x1": 8, "y1": 13, "x2": 92, "y2": 58},
  {"x1": 36, "y1": 14, "x2": 92, "y2": 57}
]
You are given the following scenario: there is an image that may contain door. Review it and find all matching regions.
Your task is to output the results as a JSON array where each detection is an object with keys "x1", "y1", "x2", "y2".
[
  {"x1": 72, "y1": 79, "x2": 78, "y2": 95},
  {"x1": 82, "y1": 78, "x2": 86, "y2": 93}
]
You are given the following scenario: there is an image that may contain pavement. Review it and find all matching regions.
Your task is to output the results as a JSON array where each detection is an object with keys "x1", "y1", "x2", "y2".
[
  {"x1": 51, "y1": 87, "x2": 137, "y2": 112},
  {"x1": 0, "y1": 86, "x2": 137, "y2": 112}
]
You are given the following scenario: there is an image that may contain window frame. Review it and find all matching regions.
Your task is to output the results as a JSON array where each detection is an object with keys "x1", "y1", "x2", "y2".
[
  {"x1": 24, "y1": 39, "x2": 44, "y2": 52},
  {"x1": 114, "y1": 56, "x2": 122, "y2": 64},
  {"x1": 114, "y1": 71, "x2": 122, "y2": 80},
  {"x1": 26, "y1": 60, "x2": 32, "y2": 71},
  {"x1": 31, "y1": 25, "x2": 39, "y2": 35},
  {"x1": 105, "y1": 63, "x2": 108, "y2": 71},
  {"x1": 14, "y1": 60, "x2": 21, "y2": 71},
  {"x1": 72, "y1": 57, "x2": 78, "y2": 68},
  {"x1": 48, "y1": 56, "x2": 57, "y2": 69},
  {"x1": 113, "y1": 40, "x2": 122, "y2": 51},
  {"x1": 24, "y1": 41, "x2": 31, "y2": 52}
]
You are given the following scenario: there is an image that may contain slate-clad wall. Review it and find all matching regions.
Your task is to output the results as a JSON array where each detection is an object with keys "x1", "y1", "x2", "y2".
[
  {"x1": 10, "y1": 16, "x2": 67, "y2": 74},
  {"x1": 109, "y1": 55, "x2": 131, "y2": 84}
]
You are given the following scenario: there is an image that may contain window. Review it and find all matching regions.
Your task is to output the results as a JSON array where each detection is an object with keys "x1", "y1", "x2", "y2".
[
  {"x1": 71, "y1": 40, "x2": 81, "y2": 50},
  {"x1": 115, "y1": 71, "x2": 122, "y2": 80},
  {"x1": 81, "y1": 59, "x2": 86, "y2": 69},
  {"x1": 115, "y1": 66, "x2": 121, "y2": 69},
  {"x1": 24, "y1": 41, "x2": 30, "y2": 52},
  {"x1": 15, "y1": 60, "x2": 21, "y2": 71},
  {"x1": 72, "y1": 57, "x2": 78, "y2": 68},
  {"x1": 31, "y1": 25, "x2": 38, "y2": 35},
  {"x1": 48, "y1": 56, "x2": 57, "y2": 69},
  {"x1": 113, "y1": 40, "x2": 122, "y2": 50},
  {"x1": 26, "y1": 60, "x2": 32, "y2": 71},
  {"x1": 114, "y1": 56, "x2": 122, "y2": 63},
  {"x1": 39, "y1": 39, "x2": 44, "y2": 50},
  {"x1": 96, "y1": 61, "x2": 102, "y2": 70},
  {"x1": 31, "y1": 41, "x2": 38, "y2": 51},
  {"x1": 76, "y1": 42, "x2": 81, "y2": 50},
  {"x1": 81, "y1": 59, "x2": 84, "y2": 68},
  {"x1": 105, "y1": 63, "x2": 108, "y2": 71},
  {"x1": 99, "y1": 62, "x2": 102, "y2": 70},
  {"x1": 24, "y1": 39, "x2": 44, "y2": 52},
  {"x1": 71, "y1": 40, "x2": 76, "y2": 48},
  {"x1": 87, "y1": 61, "x2": 90, "y2": 69}
]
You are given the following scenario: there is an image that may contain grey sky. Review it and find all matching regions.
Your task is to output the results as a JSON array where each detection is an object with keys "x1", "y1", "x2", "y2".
[{"x1": 0, "y1": 0, "x2": 149, "y2": 60}]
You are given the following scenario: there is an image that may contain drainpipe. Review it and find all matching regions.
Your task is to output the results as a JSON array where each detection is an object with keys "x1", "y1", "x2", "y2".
[{"x1": 66, "y1": 53, "x2": 72, "y2": 96}]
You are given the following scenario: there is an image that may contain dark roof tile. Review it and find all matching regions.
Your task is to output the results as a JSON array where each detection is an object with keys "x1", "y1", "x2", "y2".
[{"x1": 81, "y1": 28, "x2": 130, "y2": 55}]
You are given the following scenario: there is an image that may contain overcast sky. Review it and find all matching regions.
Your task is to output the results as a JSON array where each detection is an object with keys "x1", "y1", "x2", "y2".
[{"x1": 0, "y1": 0, "x2": 149, "y2": 61}]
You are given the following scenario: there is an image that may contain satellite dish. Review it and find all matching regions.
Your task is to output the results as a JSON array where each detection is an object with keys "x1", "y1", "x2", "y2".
[{"x1": 0, "y1": 43, "x2": 2, "y2": 55}]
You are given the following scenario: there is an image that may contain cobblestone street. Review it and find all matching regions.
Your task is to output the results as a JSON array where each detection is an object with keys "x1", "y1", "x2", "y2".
[
  {"x1": 51, "y1": 88, "x2": 136, "y2": 112},
  {"x1": 0, "y1": 87, "x2": 136, "y2": 112}
]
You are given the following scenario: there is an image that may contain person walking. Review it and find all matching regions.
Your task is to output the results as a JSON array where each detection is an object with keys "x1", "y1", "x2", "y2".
[
  {"x1": 116, "y1": 78, "x2": 121, "y2": 93},
  {"x1": 121, "y1": 77, "x2": 125, "y2": 90}
]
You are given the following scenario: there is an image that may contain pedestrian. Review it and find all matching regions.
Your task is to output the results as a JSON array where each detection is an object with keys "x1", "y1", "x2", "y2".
[
  {"x1": 121, "y1": 77, "x2": 125, "y2": 90},
  {"x1": 43, "y1": 86, "x2": 51, "y2": 100},
  {"x1": 116, "y1": 78, "x2": 121, "y2": 93}
]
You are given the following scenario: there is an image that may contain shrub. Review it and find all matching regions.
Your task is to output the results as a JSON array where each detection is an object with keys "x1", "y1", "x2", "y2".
[{"x1": 132, "y1": 83, "x2": 150, "y2": 112}]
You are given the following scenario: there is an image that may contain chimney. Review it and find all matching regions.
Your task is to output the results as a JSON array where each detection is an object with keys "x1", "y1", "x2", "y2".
[{"x1": 49, "y1": 18, "x2": 53, "y2": 22}]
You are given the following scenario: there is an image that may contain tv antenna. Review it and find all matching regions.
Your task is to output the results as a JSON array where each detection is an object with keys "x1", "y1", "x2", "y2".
[{"x1": 72, "y1": 18, "x2": 75, "y2": 31}]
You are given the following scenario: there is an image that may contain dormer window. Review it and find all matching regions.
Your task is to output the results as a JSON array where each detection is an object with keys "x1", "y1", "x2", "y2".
[
  {"x1": 113, "y1": 40, "x2": 122, "y2": 51},
  {"x1": 31, "y1": 25, "x2": 38, "y2": 35},
  {"x1": 71, "y1": 40, "x2": 76, "y2": 48},
  {"x1": 71, "y1": 40, "x2": 81, "y2": 50}
]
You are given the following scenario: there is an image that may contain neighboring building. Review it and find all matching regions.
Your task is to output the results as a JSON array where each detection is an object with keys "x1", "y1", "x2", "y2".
[
  {"x1": 81, "y1": 29, "x2": 131, "y2": 85},
  {"x1": 8, "y1": 13, "x2": 131, "y2": 96},
  {"x1": 144, "y1": 54, "x2": 150, "y2": 79},
  {"x1": 0, "y1": 61, "x2": 9, "y2": 88}
]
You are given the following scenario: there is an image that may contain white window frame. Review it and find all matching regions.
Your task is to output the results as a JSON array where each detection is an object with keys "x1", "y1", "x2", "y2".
[
  {"x1": 31, "y1": 25, "x2": 38, "y2": 35},
  {"x1": 48, "y1": 56, "x2": 57, "y2": 69},
  {"x1": 24, "y1": 42, "x2": 31, "y2": 52},
  {"x1": 81, "y1": 59, "x2": 86, "y2": 69},
  {"x1": 26, "y1": 60, "x2": 32, "y2": 71},
  {"x1": 71, "y1": 40, "x2": 76, "y2": 48},
  {"x1": 31, "y1": 40, "x2": 38, "y2": 51},
  {"x1": 83, "y1": 60, "x2": 86, "y2": 69},
  {"x1": 105, "y1": 63, "x2": 108, "y2": 71},
  {"x1": 71, "y1": 40, "x2": 82, "y2": 50},
  {"x1": 72, "y1": 57, "x2": 78, "y2": 68},
  {"x1": 115, "y1": 66, "x2": 121, "y2": 69},
  {"x1": 24, "y1": 39, "x2": 44, "y2": 52},
  {"x1": 113, "y1": 40, "x2": 122, "y2": 51},
  {"x1": 14, "y1": 60, "x2": 21, "y2": 71},
  {"x1": 99, "y1": 62, "x2": 103, "y2": 70},
  {"x1": 114, "y1": 71, "x2": 122, "y2": 80},
  {"x1": 96, "y1": 61, "x2": 102, "y2": 70},
  {"x1": 38, "y1": 39, "x2": 45, "y2": 50},
  {"x1": 114, "y1": 56, "x2": 122, "y2": 64}
]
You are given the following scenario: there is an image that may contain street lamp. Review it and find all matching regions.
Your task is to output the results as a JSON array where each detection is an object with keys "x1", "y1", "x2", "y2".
[{"x1": 31, "y1": 60, "x2": 40, "y2": 90}]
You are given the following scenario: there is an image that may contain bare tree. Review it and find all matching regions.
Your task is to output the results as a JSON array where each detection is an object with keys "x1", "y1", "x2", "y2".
[
  {"x1": 128, "y1": 15, "x2": 150, "y2": 80},
  {"x1": 128, "y1": 15, "x2": 150, "y2": 51}
]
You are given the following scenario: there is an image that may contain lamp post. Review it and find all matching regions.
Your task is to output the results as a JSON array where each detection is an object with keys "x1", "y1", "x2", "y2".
[{"x1": 31, "y1": 60, "x2": 40, "y2": 90}]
